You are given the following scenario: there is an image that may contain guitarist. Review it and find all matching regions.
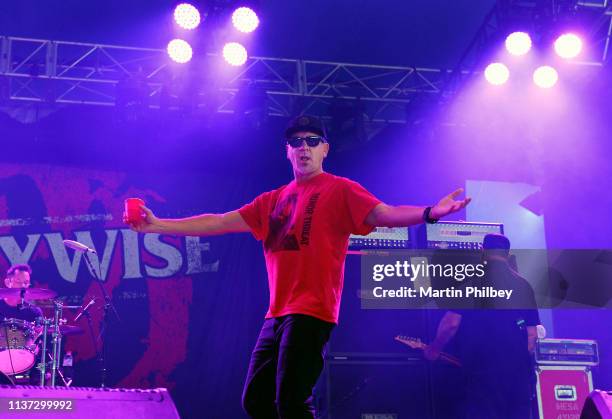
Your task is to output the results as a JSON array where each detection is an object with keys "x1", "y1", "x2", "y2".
[{"x1": 424, "y1": 234, "x2": 539, "y2": 419}]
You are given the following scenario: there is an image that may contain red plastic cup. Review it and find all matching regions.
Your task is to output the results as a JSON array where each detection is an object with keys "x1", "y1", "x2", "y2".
[{"x1": 125, "y1": 198, "x2": 145, "y2": 224}]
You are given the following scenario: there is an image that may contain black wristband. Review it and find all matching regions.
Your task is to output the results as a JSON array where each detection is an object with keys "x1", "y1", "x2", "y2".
[{"x1": 423, "y1": 206, "x2": 439, "y2": 224}]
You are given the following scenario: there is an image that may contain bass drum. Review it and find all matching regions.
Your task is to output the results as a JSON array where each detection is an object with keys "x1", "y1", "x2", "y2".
[{"x1": 0, "y1": 318, "x2": 39, "y2": 375}]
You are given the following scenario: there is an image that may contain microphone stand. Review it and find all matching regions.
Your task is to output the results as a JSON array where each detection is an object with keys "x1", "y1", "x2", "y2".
[{"x1": 81, "y1": 250, "x2": 120, "y2": 388}]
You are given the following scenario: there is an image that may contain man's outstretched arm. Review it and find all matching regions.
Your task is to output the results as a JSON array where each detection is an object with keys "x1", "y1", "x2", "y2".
[
  {"x1": 366, "y1": 188, "x2": 472, "y2": 227},
  {"x1": 124, "y1": 206, "x2": 251, "y2": 236}
]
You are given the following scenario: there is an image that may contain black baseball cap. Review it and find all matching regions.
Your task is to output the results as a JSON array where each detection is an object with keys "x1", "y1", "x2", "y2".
[
  {"x1": 482, "y1": 234, "x2": 511, "y2": 252},
  {"x1": 284, "y1": 115, "x2": 327, "y2": 139}
]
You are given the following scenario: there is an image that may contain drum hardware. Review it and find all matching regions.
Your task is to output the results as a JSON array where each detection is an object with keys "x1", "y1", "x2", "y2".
[
  {"x1": 0, "y1": 370, "x2": 14, "y2": 385},
  {"x1": 0, "y1": 287, "x2": 82, "y2": 387},
  {"x1": 0, "y1": 286, "x2": 57, "y2": 380},
  {"x1": 33, "y1": 306, "x2": 83, "y2": 388},
  {"x1": 45, "y1": 347, "x2": 72, "y2": 387},
  {"x1": 37, "y1": 316, "x2": 49, "y2": 386},
  {"x1": 50, "y1": 300, "x2": 63, "y2": 387},
  {"x1": 1, "y1": 277, "x2": 107, "y2": 388}
]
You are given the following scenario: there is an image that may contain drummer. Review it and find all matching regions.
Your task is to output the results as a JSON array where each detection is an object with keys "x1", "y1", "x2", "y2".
[{"x1": 0, "y1": 264, "x2": 43, "y2": 321}]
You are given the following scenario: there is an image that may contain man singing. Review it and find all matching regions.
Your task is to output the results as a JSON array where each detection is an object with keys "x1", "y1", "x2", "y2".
[{"x1": 125, "y1": 115, "x2": 471, "y2": 418}]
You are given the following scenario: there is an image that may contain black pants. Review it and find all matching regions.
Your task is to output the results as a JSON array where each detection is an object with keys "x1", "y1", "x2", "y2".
[{"x1": 242, "y1": 314, "x2": 334, "y2": 419}]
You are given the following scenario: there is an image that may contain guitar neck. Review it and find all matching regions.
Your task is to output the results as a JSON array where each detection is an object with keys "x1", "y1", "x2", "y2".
[
  {"x1": 395, "y1": 336, "x2": 462, "y2": 367},
  {"x1": 437, "y1": 351, "x2": 462, "y2": 367}
]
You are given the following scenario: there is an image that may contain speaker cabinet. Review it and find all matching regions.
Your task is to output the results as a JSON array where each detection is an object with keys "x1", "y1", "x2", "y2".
[
  {"x1": 0, "y1": 385, "x2": 180, "y2": 418},
  {"x1": 316, "y1": 357, "x2": 433, "y2": 419},
  {"x1": 581, "y1": 390, "x2": 612, "y2": 419}
]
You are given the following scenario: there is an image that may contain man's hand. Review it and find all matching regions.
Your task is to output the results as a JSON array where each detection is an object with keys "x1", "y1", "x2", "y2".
[
  {"x1": 430, "y1": 188, "x2": 472, "y2": 220},
  {"x1": 527, "y1": 326, "x2": 538, "y2": 354},
  {"x1": 123, "y1": 205, "x2": 162, "y2": 233}
]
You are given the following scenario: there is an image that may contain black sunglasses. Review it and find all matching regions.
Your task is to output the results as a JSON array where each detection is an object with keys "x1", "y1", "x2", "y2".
[{"x1": 286, "y1": 136, "x2": 327, "y2": 148}]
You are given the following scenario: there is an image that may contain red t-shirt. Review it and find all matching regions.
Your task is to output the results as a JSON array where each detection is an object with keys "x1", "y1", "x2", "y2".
[{"x1": 238, "y1": 172, "x2": 381, "y2": 323}]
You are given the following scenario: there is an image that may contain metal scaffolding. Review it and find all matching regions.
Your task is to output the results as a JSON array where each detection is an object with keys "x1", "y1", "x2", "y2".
[
  {"x1": 0, "y1": 5, "x2": 609, "y2": 125},
  {"x1": 0, "y1": 36, "x2": 453, "y2": 124},
  {"x1": 439, "y1": 0, "x2": 611, "y2": 97},
  {"x1": 577, "y1": 0, "x2": 612, "y2": 63}
]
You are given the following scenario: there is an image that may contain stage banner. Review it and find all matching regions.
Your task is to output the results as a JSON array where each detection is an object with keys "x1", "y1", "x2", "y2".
[{"x1": 0, "y1": 163, "x2": 269, "y2": 414}]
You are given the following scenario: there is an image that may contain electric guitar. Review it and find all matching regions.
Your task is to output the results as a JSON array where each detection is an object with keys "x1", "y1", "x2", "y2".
[{"x1": 394, "y1": 335, "x2": 462, "y2": 367}]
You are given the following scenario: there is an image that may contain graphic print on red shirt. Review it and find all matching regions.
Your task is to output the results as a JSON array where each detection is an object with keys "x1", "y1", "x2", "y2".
[
  {"x1": 265, "y1": 193, "x2": 299, "y2": 251},
  {"x1": 239, "y1": 172, "x2": 381, "y2": 323}
]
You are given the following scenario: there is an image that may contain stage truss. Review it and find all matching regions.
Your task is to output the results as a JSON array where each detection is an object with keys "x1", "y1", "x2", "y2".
[
  {"x1": 0, "y1": 4, "x2": 609, "y2": 125},
  {"x1": 0, "y1": 36, "x2": 454, "y2": 124},
  {"x1": 439, "y1": 0, "x2": 611, "y2": 96}
]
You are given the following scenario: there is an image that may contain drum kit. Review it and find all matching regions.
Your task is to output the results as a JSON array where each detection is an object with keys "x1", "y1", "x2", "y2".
[{"x1": 0, "y1": 287, "x2": 84, "y2": 387}]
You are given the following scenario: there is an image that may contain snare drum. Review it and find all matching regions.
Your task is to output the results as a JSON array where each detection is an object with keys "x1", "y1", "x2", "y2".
[{"x1": 0, "y1": 318, "x2": 39, "y2": 374}]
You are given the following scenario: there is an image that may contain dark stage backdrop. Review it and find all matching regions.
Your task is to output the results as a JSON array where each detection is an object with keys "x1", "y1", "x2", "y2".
[
  {"x1": 1, "y1": 89, "x2": 611, "y2": 417},
  {"x1": 0, "y1": 162, "x2": 275, "y2": 418}
]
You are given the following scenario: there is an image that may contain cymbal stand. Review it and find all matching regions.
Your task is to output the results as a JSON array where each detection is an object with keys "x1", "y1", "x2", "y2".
[
  {"x1": 46, "y1": 351, "x2": 70, "y2": 387},
  {"x1": 37, "y1": 317, "x2": 50, "y2": 386},
  {"x1": 50, "y1": 301, "x2": 63, "y2": 387}
]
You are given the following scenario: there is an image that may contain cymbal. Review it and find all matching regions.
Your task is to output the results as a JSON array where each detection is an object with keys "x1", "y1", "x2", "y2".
[
  {"x1": 42, "y1": 324, "x2": 84, "y2": 336},
  {"x1": 35, "y1": 301, "x2": 82, "y2": 309},
  {"x1": 0, "y1": 287, "x2": 57, "y2": 301},
  {"x1": 59, "y1": 325, "x2": 83, "y2": 336}
]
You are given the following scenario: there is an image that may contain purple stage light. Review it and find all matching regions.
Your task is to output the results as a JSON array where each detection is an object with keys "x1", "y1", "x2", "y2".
[
  {"x1": 223, "y1": 42, "x2": 248, "y2": 66},
  {"x1": 533, "y1": 66, "x2": 558, "y2": 88},
  {"x1": 554, "y1": 33, "x2": 583, "y2": 59},
  {"x1": 232, "y1": 7, "x2": 260, "y2": 33},
  {"x1": 505, "y1": 32, "x2": 532, "y2": 56},
  {"x1": 484, "y1": 62, "x2": 510, "y2": 85},
  {"x1": 174, "y1": 3, "x2": 201, "y2": 30},
  {"x1": 167, "y1": 39, "x2": 193, "y2": 64}
]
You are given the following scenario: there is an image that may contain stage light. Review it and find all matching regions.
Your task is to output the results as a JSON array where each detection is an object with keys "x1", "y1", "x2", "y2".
[
  {"x1": 484, "y1": 62, "x2": 510, "y2": 85},
  {"x1": 223, "y1": 42, "x2": 248, "y2": 66},
  {"x1": 232, "y1": 7, "x2": 259, "y2": 33},
  {"x1": 505, "y1": 32, "x2": 532, "y2": 56},
  {"x1": 533, "y1": 66, "x2": 558, "y2": 88},
  {"x1": 554, "y1": 33, "x2": 583, "y2": 59},
  {"x1": 174, "y1": 3, "x2": 201, "y2": 30},
  {"x1": 167, "y1": 39, "x2": 193, "y2": 64}
]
